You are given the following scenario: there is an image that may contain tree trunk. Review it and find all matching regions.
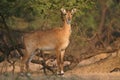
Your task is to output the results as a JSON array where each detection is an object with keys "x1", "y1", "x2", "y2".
[
  {"x1": 0, "y1": 13, "x2": 15, "y2": 45},
  {"x1": 98, "y1": 5, "x2": 108, "y2": 36}
]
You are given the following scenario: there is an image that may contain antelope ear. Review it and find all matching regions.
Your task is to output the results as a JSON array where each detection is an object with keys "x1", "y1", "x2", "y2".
[
  {"x1": 71, "y1": 8, "x2": 77, "y2": 14},
  {"x1": 61, "y1": 8, "x2": 66, "y2": 14}
]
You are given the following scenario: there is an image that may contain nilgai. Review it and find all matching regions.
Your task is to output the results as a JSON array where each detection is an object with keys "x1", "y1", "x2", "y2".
[{"x1": 20, "y1": 8, "x2": 76, "y2": 75}]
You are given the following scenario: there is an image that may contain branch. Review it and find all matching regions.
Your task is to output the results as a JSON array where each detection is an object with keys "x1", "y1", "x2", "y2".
[
  {"x1": 31, "y1": 59, "x2": 55, "y2": 74},
  {"x1": 98, "y1": 5, "x2": 108, "y2": 35}
]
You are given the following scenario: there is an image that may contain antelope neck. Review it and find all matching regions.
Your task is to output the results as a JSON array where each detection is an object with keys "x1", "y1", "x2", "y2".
[
  {"x1": 63, "y1": 20, "x2": 71, "y2": 30},
  {"x1": 62, "y1": 20, "x2": 72, "y2": 37}
]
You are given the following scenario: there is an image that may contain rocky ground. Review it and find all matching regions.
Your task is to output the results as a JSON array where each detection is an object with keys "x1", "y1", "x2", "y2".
[{"x1": 0, "y1": 50, "x2": 120, "y2": 80}]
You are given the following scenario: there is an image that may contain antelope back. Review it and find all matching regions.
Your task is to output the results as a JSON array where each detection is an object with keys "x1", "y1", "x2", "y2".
[{"x1": 23, "y1": 8, "x2": 76, "y2": 53}]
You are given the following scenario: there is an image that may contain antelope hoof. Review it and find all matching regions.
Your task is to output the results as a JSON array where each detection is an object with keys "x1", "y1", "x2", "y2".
[
  {"x1": 26, "y1": 72, "x2": 31, "y2": 76},
  {"x1": 57, "y1": 71, "x2": 64, "y2": 76},
  {"x1": 19, "y1": 72, "x2": 25, "y2": 77},
  {"x1": 60, "y1": 71, "x2": 64, "y2": 76}
]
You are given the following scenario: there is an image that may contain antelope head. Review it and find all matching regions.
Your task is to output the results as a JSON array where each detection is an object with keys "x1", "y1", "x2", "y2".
[{"x1": 61, "y1": 8, "x2": 77, "y2": 24}]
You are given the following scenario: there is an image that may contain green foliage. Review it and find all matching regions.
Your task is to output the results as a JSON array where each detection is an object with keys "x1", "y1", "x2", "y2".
[
  {"x1": 0, "y1": 0, "x2": 96, "y2": 30},
  {"x1": 0, "y1": 0, "x2": 119, "y2": 48},
  {"x1": 0, "y1": 0, "x2": 96, "y2": 19}
]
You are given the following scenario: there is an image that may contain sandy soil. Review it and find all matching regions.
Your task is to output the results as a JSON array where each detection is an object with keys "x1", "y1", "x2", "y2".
[{"x1": 0, "y1": 51, "x2": 120, "y2": 80}]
